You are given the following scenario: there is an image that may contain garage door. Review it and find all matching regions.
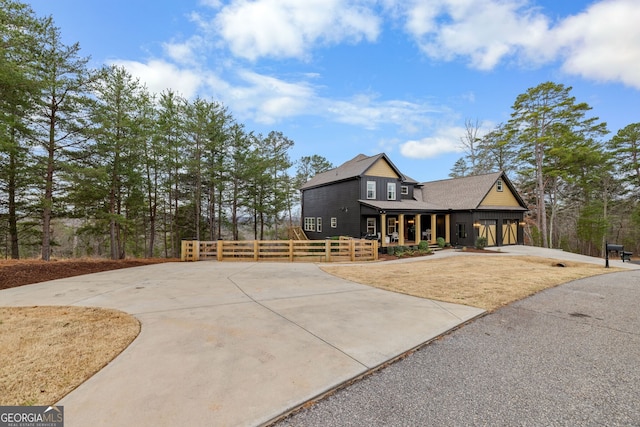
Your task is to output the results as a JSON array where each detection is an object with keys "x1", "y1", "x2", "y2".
[
  {"x1": 479, "y1": 220, "x2": 496, "y2": 246},
  {"x1": 502, "y1": 220, "x2": 518, "y2": 245}
]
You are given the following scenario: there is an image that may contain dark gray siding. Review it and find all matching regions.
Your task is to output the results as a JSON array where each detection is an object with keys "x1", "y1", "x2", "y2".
[
  {"x1": 450, "y1": 210, "x2": 525, "y2": 247},
  {"x1": 361, "y1": 176, "x2": 401, "y2": 202},
  {"x1": 301, "y1": 179, "x2": 361, "y2": 239},
  {"x1": 451, "y1": 212, "x2": 475, "y2": 247},
  {"x1": 400, "y1": 184, "x2": 414, "y2": 200}
]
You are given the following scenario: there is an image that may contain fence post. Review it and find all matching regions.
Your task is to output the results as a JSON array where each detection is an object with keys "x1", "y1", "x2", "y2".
[
  {"x1": 289, "y1": 240, "x2": 294, "y2": 262},
  {"x1": 181, "y1": 240, "x2": 188, "y2": 261},
  {"x1": 217, "y1": 240, "x2": 223, "y2": 261},
  {"x1": 325, "y1": 240, "x2": 331, "y2": 262},
  {"x1": 350, "y1": 239, "x2": 355, "y2": 261},
  {"x1": 254, "y1": 240, "x2": 259, "y2": 261},
  {"x1": 373, "y1": 240, "x2": 379, "y2": 260}
]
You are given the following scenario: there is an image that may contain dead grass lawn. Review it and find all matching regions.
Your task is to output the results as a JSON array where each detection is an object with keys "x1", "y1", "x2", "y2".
[
  {"x1": 0, "y1": 306, "x2": 139, "y2": 406},
  {"x1": 322, "y1": 255, "x2": 622, "y2": 311}
]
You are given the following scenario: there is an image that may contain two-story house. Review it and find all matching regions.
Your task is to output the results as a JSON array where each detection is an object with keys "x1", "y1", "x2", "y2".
[{"x1": 300, "y1": 153, "x2": 528, "y2": 248}]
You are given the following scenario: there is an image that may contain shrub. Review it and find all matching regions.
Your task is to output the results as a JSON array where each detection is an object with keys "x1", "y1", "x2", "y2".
[
  {"x1": 475, "y1": 236, "x2": 488, "y2": 250},
  {"x1": 436, "y1": 237, "x2": 446, "y2": 248},
  {"x1": 418, "y1": 240, "x2": 429, "y2": 251}
]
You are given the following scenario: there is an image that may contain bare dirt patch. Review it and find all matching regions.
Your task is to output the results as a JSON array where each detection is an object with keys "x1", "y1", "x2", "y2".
[{"x1": 322, "y1": 255, "x2": 623, "y2": 311}]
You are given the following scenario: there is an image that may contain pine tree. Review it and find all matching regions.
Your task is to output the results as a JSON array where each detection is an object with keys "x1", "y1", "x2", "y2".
[
  {"x1": 505, "y1": 82, "x2": 607, "y2": 248},
  {"x1": 31, "y1": 17, "x2": 95, "y2": 260}
]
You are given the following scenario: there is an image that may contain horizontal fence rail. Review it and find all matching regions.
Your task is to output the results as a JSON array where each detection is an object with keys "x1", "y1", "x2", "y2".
[{"x1": 181, "y1": 239, "x2": 378, "y2": 262}]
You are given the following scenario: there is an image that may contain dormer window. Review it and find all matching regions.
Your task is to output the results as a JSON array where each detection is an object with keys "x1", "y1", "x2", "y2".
[
  {"x1": 496, "y1": 179, "x2": 503, "y2": 192},
  {"x1": 401, "y1": 185, "x2": 409, "y2": 195}
]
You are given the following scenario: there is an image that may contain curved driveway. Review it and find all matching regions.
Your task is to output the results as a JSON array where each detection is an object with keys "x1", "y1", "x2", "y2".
[
  {"x1": 277, "y1": 250, "x2": 640, "y2": 426},
  {"x1": 0, "y1": 260, "x2": 483, "y2": 426}
]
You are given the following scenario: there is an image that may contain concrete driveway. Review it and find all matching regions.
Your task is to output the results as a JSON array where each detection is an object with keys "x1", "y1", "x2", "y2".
[{"x1": 0, "y1": 261, "x2": 483, "y2": 426}]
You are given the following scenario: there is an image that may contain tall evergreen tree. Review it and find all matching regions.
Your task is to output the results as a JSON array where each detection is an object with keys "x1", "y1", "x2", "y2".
[
  {"x1": 156, "y1": 90, "x2": 185, "y2": 257},
  {"x1": 608, "y1": 123, "x2": 640, "y2": 194},
  {"x1": 32, "y1": 17, "x2": 95, "y2": 260},
  {"x1": 201, "y1": 103, "x2": 232, "y2": 240},
  {"x1": 263, "y1": 131, "x2": 293, "y2": 238},
  {"x1": 0, "y1": 0, "x2": 43, "y2": 258},
  {"x1": 84, "y1": 66, "x2": 145, "y2": 259},
  {"x1": 505, "y1": 82, "x2": 607, "y2": 248}
]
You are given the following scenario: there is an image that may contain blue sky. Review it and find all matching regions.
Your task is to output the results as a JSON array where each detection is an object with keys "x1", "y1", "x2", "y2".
[{"x1": 28, "y1": 0, "x2": 640, "y2": 182}]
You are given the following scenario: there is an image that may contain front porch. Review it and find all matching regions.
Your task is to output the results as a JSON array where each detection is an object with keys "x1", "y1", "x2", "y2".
[{"x1": 366, "y1": 213, "x2": 450, "y2": 248}]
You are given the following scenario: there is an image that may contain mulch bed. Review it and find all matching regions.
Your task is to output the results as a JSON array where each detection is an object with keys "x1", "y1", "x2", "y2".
[
  {"x1": 0, "y1": 259, "x2": 178, "y2": 291},
  {"x1": 378, "y1": 247, "x2": 490, "y2": 261}
]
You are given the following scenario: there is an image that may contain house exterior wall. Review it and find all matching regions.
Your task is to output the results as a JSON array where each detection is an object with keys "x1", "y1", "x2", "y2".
[
  {"x1": 481, "y1": 182, "x2": 521, "y2": 207},
  {"x1": 451, "y1": 212, "x2": 475, "y2": 247},
  {"x1": 361, "y1": 176, "x2": 401, "y2": 202},
  {"x1": 450, "y1": 210, "x2": 525, "y2": 247},
  {"x1": 300, "y1": 156, "x2": 528, "y2": 246},
  {"x1": 400, "y1": 183, "x2": 415, "y2": 200},
  {"x1": 301, "y1": 179, "x2": 361, "y2": 239},
  {"x1": 365, "y1": 159, "x2": 400, "y2": 178}
]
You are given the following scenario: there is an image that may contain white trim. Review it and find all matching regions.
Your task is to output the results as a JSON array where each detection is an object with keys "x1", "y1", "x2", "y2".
[{"x1": 367, "y1": 181, "x2": 376, "y2": 199}]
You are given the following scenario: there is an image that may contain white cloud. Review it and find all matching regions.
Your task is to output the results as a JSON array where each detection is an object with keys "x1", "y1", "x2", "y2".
[
  {"x1": 326, "y1": 94, "x2": 442, "y2": 132},
  {"x1": 400, "y1": 0, "x2": 550, "y2": 70},
  {"x1": 225, "y1": 70, "x2": 317, "y2": 124},
  {"x1": 399, "y1": 126, "x2": 467, "y2": 159},
  {"x1": 552, "y1": 0, "x2": 640, "y2": 89},
  {"x1": 163, "y1": 43, "x2": 193, "y2": 63},
  {"x1": 111, "y1": 59, "x2": 204, "y2": 98},
  {"x1": 212, "y1": 0, "x2": 381, "y2": 60},
  {"x1": 396, "y1": 0, "x2": 640, "y2": 88},
  {"x1": 198, "y1": 0, "x2": 222, "y2": 8}
]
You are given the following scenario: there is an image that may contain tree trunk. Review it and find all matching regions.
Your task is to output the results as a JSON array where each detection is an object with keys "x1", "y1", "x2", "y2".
[
  {"x1": 8, "y1": 142, "x2": 19, "y2": 259},
  {"x1": 41, "y1": 117, "x2": 56, "y2": 261},
  {"x1": 535, "y1": 143, "x2": 548, "y2": 248}
]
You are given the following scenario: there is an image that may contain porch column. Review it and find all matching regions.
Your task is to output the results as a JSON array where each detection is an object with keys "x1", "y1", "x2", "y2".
[
  {"x1": 431, "y1": 215, "x2": 437, "y2": 244},
  {"x1": 380, "y1": 213, "x2": 387, "y2": 247},
  {"x1": 415, "y1": 215, "x2": 421, "y2": 243},
  {"x1": 445, "y1": 214, "x2": 451, "y2": 243},
  {"x1": 398, "y1": 213, "x2": 405, "y2": 245}
]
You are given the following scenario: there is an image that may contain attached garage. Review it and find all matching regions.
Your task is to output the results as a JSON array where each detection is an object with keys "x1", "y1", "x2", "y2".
[
  {"x1": 502, "y1": 219, "x2": 518, "y2": 245},
  {"x1": 478, "y1": 220, "x2": 497, "y2": 246}
]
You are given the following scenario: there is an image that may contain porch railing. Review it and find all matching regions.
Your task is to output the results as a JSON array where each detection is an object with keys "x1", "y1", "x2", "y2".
[{"x1": 181, "y1": 239, "x2": 378, "y2": 262}]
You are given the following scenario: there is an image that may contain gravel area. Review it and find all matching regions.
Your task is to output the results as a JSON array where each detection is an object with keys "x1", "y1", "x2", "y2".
[{"x1": 275, "y1": 270, "x2": 640, "y2": 427}]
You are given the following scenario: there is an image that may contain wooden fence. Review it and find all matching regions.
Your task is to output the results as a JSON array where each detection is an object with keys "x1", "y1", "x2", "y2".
[{"x1": 181, "y1": 239, "x2": 378, "y2": 262}]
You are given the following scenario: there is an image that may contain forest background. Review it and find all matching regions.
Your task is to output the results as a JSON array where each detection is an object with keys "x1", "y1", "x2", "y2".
[{"x1": 1, "y1": 0, "x2": 639, "y2": 261}]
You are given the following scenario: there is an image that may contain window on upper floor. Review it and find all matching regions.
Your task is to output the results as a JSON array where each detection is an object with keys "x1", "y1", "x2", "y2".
[
  {"x1": 331, "y1": 217, "x2": 337, "y2": 228},
  {"x1": 401, "y1": 185, "x2": 409, "y2": 195},
  {"x1": 316, "y1": 217, "x2": 322, "y2": 232},
  {"x1": 387, "y1": 182, "x2": 396, "y2": 200},
  {"x1": 367, "y1": 181, "x2": 376, "y2": 199},
  {"x1": 496, "y1": 179, "x2": 503, "y2": 192}
]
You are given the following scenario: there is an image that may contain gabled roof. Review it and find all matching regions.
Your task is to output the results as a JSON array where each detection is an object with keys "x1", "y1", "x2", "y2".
[
  {"x1": 300, "y1": 153, "x2": 413, "y2": 190},
  {"x1": 419, "y1": 171, "x2": 527, "y2": 211}
]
